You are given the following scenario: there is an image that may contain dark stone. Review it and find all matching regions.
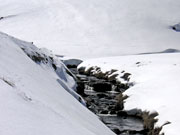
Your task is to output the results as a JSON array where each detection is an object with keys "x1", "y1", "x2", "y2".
[
  {"x1": 116, "y1": 83, "x2": 129, "y2": 91},
  {"x1": 109, "y1": 110, "x2": 116, "y2": 114},
  {"x1": 76, "y1": 82, "x2": 85, "y2": 96},
  {"x1": 136, "y1": 62, "x2": 141, "y2": 64},
  {"x1": 108, "y1": 106, "x2": 114, "y2": 110},
  {"x1": 52, "y1": 63, "x2": 57, "y2": 70},
  {"x1": 100, "y1": 110, "x2": 109, "y2": 114},
  {"x1": 92, "y1": 82, "x2": 112, "y2": 92},
  {"x1": 114, "y1": 103, "x2": 124, "y2": 111},
  {"x1": 67, "y1": 65, "x2": 77, "y2": 68},
  {"x1": 121, "y1": 70, "x2": 125, "y2": 73},
  {"x1": 112, "y1": 128, "x2": 121, "y2": 134},
  {"x1": 121, "y1": 72, "x2": 131, "y2": 81},
  {"x1": 126, "y1": 109, "x2": 143, "y2": 117},
  {"x1": 78, "y1": 66, "x2": 86, "y2": 74},
  {"x1": 117, "y1": 111, "x2": 128, "y2": 117},
  {"x1": 110, "y1": 80, "x2": 117, "y2": 84}
]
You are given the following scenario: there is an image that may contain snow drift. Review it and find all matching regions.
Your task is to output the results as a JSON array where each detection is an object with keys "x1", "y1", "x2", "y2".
[{"x1": 0, "y1": 32, "x2": 114, "y2": 135}]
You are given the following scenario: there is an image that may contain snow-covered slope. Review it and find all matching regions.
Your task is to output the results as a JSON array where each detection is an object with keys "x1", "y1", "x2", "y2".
[
  {"x1": 0, "y1": 32, "x2": 114, "y2": 135},
  {"x1": 0, "y1": 0, "x2": 180, "y2": 57},
  {"x1": 79, "y1": 52, "x2": 180, "y2": 135}
]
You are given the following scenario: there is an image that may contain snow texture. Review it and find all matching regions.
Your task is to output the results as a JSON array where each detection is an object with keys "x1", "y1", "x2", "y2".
[
  {"x1": 0, "y1": 0, "x2": 180, "y2": 58},
  {"x1": 0, "y1": 32, "x2": 114, "y2": 135}
]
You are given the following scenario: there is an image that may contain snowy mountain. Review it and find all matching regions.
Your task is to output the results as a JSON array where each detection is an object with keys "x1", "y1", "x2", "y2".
[
  {"x1": 0, "y1": 32, "x2": 114, "y2": 135},
  {"x1": 0, "y1": 0, "x2": 180, "y2": 57},
  {"x1": 79, "y1": 52, "x2": 180, "y2": 135}
]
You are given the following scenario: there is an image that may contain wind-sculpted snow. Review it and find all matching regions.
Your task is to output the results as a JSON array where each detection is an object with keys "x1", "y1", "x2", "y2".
[
  {"x1": 0, "y1": 0, "x2": 180, "y2": 57},
  {"x1": 0, "y1": 32, "x2": 115, "y2": 135}
]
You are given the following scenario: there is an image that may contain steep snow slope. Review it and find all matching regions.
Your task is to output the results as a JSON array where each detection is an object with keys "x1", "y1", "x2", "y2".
[
  {"x1": 79, "y1": 52, "x2": 180, "y2": 135},
  {"x1": 0, "y1": 0, "x2": 180, "y2": 57},
  {"x1": 0, "y1": 32, "x2": 114, "y2": 135}
]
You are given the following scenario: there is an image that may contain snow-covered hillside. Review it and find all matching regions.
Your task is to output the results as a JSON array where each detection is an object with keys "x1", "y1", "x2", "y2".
[
  {"x1": 79, "y1": 52, "x2": 180, "y2": 135},
  {"x1": 0, "y1": 0, "x2": 180, "y2": 57},
  {"x1": 0, "y1": 32, "x2": 115, "y2": 135}
]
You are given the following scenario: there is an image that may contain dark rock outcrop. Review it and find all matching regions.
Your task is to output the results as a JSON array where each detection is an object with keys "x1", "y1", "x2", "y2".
[{"x1": 91, "y1": 82, "x2": 112, "y2": 92}]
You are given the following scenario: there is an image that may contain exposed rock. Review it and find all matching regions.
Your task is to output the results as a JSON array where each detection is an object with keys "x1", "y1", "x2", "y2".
[
  {"x1": 100, "y1": 110, "x2": 109, "y2": 114},
  {"x1": 52, "y1": 63, "x2": 57, "y2": 70},
  {"x1": 78, "y1": 66, "x2": 86, "y2": 74},
  {"x1": 107, "y1": 73, "x2": 119, "y2": 82},
  {"x1": 0, "y1": 17, "x2": 4, "y2": 20},
  {"x1": 109, "y1": 110, "x2": 116, "y2": 114},
  {"x1": 117, "y1": 111, "x2": 128, "y2": 117},
  {"x1": 93, "y1": 71, "x2": 105, "y2": 78},
  {"x1": 121, "y1": 72, "x2": 131, "y2": 81},
  {"x1": 126, "y1": 109, "x2": 143, "y2": 117},
  {"x1": 136, "y1": 62, "x2": 141, "y2": 65},
  {"x1": 172, "y1": 23, "x2": 180, "y2": 32},
  {"x1": 91, "y1": 82, "x2": 112, "y2": 92},
  {"x1": 115, "y1": 83, "x2": 129, "y2": 92},
  {"x1": 76, "y1": 81, "x2": 85, "y2": 96},
  {"x1": 121, "y1": 70, "x2": 125, "y2": 73},
  {"x1": 84, "y1": 66, "x2": 94, "y2": 75},
  {"x1": 112, "y1": 128, "x2": 121, "y2": 134}
]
